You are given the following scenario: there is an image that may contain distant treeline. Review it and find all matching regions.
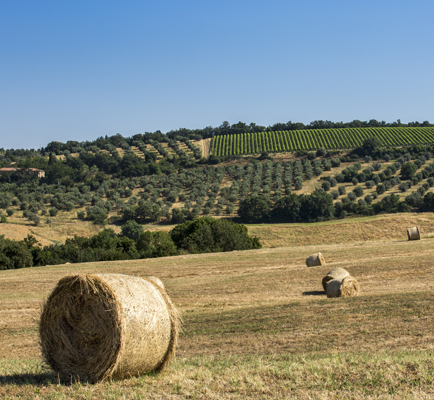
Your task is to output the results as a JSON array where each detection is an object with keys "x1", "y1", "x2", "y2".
[
  {"x1": 0, "y1": 217, "x2": 261, "y2": 270},
  {"x1": 1, "y1": 119, "x2": 432, "y2": 157}
]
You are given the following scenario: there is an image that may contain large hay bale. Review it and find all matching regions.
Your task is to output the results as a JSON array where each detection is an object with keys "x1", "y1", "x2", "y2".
[
  {"x1": 407, "y1": 226, "x2": 420, "y2": 241},
  {"x1": 39, "y1": 273, "x2": 180, "y2": 383},
  {"x1": 306, "y1": 252, "x2": 326, "y2": 267},
  {"x1": 147, "y1": 276, "x2": 165, "y2": 290},
  {"x1": 326, "y1": 275, "x2": 360, "y2": 298},
  {"x1": 321, "y1": 267, "x2": 349, "y2": 290}
]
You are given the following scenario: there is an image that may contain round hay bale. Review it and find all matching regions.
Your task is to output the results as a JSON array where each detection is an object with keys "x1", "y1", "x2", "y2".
[
  {"x1": 321, "y1": 267, "x2": 349, "y2": 290},
  {"x1": 39, "y1": 273, "x2": 180, "y2": 383},
  {"x1": 326, "y1": 275, "x2": 360, "y2": 298},
  {"x1": 306, "y1": 252, "x2": 326, "y2": 267},
  {"x1": 147, "y1": 276, "x2": 165, "y2": 290},
  {"x1": 407, "y1": 226, "x2": 420, "y2": 241}
]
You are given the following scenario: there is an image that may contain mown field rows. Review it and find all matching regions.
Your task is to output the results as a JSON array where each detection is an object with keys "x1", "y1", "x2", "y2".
[{"x1": 211, "y1": 127, "x2": 434, "y2": 156}]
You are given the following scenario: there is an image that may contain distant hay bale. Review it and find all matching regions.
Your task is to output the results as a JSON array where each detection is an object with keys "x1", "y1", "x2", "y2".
[
  {"x1": 407, "y1": 226, "x2": 420, "y2": 241},
  {"x1": 147, "y1": 276, "x2": 165, "y2": 290},
  {"x1": 39, "y1": 273, "x2": 180, "y2": 383},
  {"x1": 321, "y1": 267, "x2": 349, "y2": 290},
  {"x1": 306, "y1": 252, "x2": 326, "y2": 267},
  {"x1": 326, "y1": 275, "x2": 360, "y2": 298}
]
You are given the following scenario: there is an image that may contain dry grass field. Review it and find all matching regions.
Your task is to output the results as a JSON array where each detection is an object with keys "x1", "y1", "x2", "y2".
[{"x1": 1, "y1": 215, "x2": 434, "y2": 398}]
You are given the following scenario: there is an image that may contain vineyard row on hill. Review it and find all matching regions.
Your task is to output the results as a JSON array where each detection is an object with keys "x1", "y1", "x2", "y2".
[{"x1": 211, "y1": 127, "x2": 434, "y2": 156}]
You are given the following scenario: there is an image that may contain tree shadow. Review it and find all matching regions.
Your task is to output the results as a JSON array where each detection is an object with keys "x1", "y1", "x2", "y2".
[{"x1": 302, "y1": 290, "x2": 326, "y2": 296}]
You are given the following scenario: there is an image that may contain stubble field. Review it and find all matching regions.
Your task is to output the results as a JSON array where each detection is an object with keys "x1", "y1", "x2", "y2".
[{"x1": 1, "y1": 213, "x2": 434, "y2": 399}]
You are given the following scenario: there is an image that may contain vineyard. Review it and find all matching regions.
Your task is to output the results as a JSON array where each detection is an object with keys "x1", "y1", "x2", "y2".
[{"x1": 211, "y1": 127, "x2": 434, "y2": 156}]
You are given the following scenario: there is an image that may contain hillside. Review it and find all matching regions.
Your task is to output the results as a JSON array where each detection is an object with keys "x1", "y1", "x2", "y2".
[
  {"x1": 1, "y1": 124, "x2": 434, "y2": 242},
  {"x1": 1, "y1": 217, "x2": 434, "y2": 398}
]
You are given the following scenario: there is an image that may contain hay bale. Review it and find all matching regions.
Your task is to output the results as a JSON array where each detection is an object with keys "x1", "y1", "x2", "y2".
[
  {"x1": 39, "y1": 273, "x2": 180, "y2": 383},
  {"x1": 321, "y1": 267, "x2": 349, "y2": 290},
  {"x1": 326, "y1": 275, "x2": 360, "y2": 298},
  {"x1": 147, "y1": 276, "x2": 165, "y2": 290},
  {"x1": 407, "y1": 226, "x2": 420, "y2": 241},
  {"x1": 306, "y1": 252, "x2": 326, "y2": 267}
]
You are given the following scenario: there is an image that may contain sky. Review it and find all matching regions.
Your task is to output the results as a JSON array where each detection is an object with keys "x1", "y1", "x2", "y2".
[{"x1": 1, "y1": 0, "x2": 433, "y2": 150}]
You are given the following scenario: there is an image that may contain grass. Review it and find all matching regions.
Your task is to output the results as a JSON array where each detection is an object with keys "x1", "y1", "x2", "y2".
[
  {"x1": 1, "y1": 220, "x2": 434, "y2": 398},
  {"x1": 1, "y1": 352, "x2": 433, "y2": 399}
]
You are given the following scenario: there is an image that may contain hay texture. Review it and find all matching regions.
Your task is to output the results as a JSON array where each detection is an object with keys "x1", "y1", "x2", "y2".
[
  {"x1": 407, "y1": 226, "x2": 420, "y2": 241},
  {"x1": 321, "y1": 267, "x2": 349, "y2": 290},
  {"x1": 325, "y1": 276, "x2": 360, "y2": 298},
  {"x1": 39, "y1": 273, "x2": 180, "y2": 383},
  {"x1": 146, "y1": 276, "x2": 165, "y2": 290},
  {"x1": 305, "y1": 252, "x2": 326, "y2": 267},
  {"x1": 322, "y1": 267, "x2": 360, "y2": 298}
]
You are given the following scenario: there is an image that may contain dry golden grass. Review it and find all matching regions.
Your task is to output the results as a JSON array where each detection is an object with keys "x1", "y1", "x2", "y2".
[
  {"x1": 247, "y1": 212, "x2": 434, "y2": 247},
  {"x1": 3, "y1": 212, "x2": 434, "y2": 250},
  {"x1": 1, "y1": 219, "x2": 434, "y2": 398}
]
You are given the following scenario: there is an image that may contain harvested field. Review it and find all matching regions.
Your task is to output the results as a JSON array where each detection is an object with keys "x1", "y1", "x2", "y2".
[
  {"x1": 1, "y1": 228, "x2": 434, "y2": 398},
  {"x1": 2, "y1": 212, "x2": 434, "y2": 249}
]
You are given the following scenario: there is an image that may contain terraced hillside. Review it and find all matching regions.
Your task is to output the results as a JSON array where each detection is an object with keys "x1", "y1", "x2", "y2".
[{"x1": 211, "y1": 127, "x2": 434, "y2": 156}]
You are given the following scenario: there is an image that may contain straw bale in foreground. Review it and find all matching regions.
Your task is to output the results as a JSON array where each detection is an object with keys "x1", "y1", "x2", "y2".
[
  {"x1": 321, "y1": 267, "x2": 349, "y2": 290},
  {"x1": 306, "y1": 252, "x2": 326, "y2": 267},
  {"x1": 39, "y1": 273, "x2": 180, "y2": 383},
  {"x1": 147, "y1": 276, "x2": 165, "y2": 290},
  {"x1": 407, "y1": 226, "x2": 420, "y2": 241}
]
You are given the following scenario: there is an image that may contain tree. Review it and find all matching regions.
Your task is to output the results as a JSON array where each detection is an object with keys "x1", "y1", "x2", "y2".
[
  {"x1": 422, "y1": 192, "x2": 434, "y2": 211},
  {"x1": 362, "y1": 137, "x2": 381, "y2": 155},
  {"x1": 298, "y1": 191, "x2": 335, "y2": 222},
  {"x1": 400, "y1": 162, "x2": 418, "y2": 180},
  {"x1": 237, "y1": 196, "x2": 272, "y2": 223},
  {"x1": 170, "y1": 217, "x2": 261, "y2": 254},
  {"x1": 270, "y1": 194, "x2": 301, "y2": 223},
  {"x1": 121, "y1": 220, "x2": 144, "y2": 242}
]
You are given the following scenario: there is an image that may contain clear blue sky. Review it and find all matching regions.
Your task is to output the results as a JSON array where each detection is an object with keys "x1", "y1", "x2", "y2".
[{"x1": 1, "y1": 0, "x2": 433, "y2": 150}]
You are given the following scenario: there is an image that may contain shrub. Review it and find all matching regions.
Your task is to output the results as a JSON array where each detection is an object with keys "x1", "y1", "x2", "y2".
[
  {"x1": 316, "y1": 148, "x2": 326, "y2": 157},
  {"x1": 365, "y1": 180, "x2": 375, "y2": 189},
  {"x1": 376, "y1": 184, "x2": 385, "y2": 195},
  {"x1": 348, "y1": 192, "x2": 357, "y2": 201},
  {"x1": 353, "y1": 186, "x2": 364, "y2": 197},
  {"x1": 314, "y1": 167, "x2": 323, "y2": 176},
  {"x1": 170, "y1": 217, "x2": 261, "y2": 254},
  {"x1": 401, "y1": 162, "x2": 418, "y2": 180},
  {"x1": 338, "y1": 186, "x2": 346, "y2": 195},
  {"x1": 49, "y1": 208, "x2": 59, "y2": 217},
  {"x1": 321, "y1": 181, "x2": 331, "y2": 191},
  {"x1": 331, "y1": 158, "x2": 341, "y2": 167},
  {"x1": 6, "y1": 209, "x2": 14, "y2": 217},
  {"x1": 373, "y1": 162, "x2": 382, "y2": 171}
]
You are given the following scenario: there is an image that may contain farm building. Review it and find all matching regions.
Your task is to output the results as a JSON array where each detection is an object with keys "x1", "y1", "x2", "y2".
[{"x1": 0, "y1": 167, "x2": 45, "y2": 178}]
